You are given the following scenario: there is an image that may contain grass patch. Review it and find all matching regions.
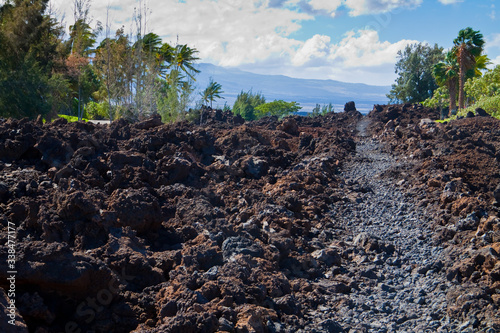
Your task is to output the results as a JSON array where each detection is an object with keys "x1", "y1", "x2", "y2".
[{"x1": 58, "y1": 114, "x2": 89, "y2": 122}]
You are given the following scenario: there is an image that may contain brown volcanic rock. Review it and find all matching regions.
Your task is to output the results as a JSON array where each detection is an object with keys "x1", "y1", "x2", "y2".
[
  {"x1": 0, "y1": 241, "x2": 113, "y2": 299},
  {"x1": 104, "y1": 187, "x2": 162, "y2": 232},
  {"x1": 5, "y1": 106, "x2": 499, "y2": 331},
  {"x1": 0, "y1": 112, "x2": 359, "y2": 331}
]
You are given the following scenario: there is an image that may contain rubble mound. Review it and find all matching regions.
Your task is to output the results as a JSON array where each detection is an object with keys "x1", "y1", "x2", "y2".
[{"x1": 0, "y1": 110, "x2": 361, "y2": 332}]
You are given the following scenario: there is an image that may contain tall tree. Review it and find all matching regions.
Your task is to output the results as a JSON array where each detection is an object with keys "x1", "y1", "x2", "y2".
[
  {"x1": 94, "y1": 27, "x2": 134, "y2": 118},
  {"x1": 433, "y1": 50, "x2": 459, "y2": 116},
  {"x1": 0, "y1": 0, "x2": 66, "y2": 118},
  {"x1": 387, "y1": 43, "x2": 444, "y2": 104},
  {"x1": 453, "y1": 27, "x2": 485, "y2": 110},
  {"x1": 65, "y1": 0, "x2": 101, "y2": 120}
]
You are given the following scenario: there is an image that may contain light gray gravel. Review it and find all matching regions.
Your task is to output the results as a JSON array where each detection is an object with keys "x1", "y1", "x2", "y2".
[{"x1": 298, "y1": 117, "x2": 464, "y2": 333}]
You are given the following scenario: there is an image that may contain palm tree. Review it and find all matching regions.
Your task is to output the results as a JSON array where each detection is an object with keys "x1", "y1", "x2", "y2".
[
  {"x1": 434, "y1": 50, "x2": 459, "y2": 116},
  {"x1": 469, "y1": 54, "x2": 490, "y2": 78},
  {"x1": 172, "y1": 44, "x2": 200, "y2": 80},
  {"x1": 159, "y1": 43, "x2": 200, "y2": 81},
  {"x1": 453, "y1": 27, "x2": 485, "y2": 110},
  {"x1": 159, "y1": 43, "x2": 175, "y2": 77},
  {"x1": 201, "y1": 79, "x2": 224, "y2": 108},
  {"x1": 141, "y1": 32, "x2": 162, "y2": 55}
]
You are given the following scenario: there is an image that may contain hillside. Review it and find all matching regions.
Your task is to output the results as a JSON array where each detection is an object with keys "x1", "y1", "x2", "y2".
[{"x1": 196, "y1": 63, "x2": 391, "y2": 113}]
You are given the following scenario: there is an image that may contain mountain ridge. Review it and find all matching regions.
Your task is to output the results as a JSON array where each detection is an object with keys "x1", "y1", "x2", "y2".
[{"x1": 195, "y1": 62, "x2": 391, "y2": 113}]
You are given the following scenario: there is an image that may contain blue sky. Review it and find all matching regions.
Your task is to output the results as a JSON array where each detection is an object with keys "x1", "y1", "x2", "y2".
[{"x1": 51, "y1": 0, "x2": 499, "y2": 86}]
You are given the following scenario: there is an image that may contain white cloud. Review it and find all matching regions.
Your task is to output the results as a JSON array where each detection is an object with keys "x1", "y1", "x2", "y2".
[
  {"x1": 343, "y1": 0, "x2": 423, "y2": 16},
  {"x1": 438, "y1": 0, "x2": 463, "y2": 4},
  {"x1": 330, "y1": 30, "x2": 417, "y2": 67},
  {"x1": 292, "y1": 30, "x2": 417, "y2": 69},
  {"x1": 486, "y1": 34, "x2": 500, "y2": 68},
  {"x1": 292, "y1": 34, "x2": 332, "y2": 66},
  {"x1": 491, "y1": 55, "x2": 500, "y2": 67},
  {"x1": 48, "y1": 0, "x2": 421, "y2": 85},
  {"x1": 277, "y1": 29, "x2": 418, "y2": 84},
  {"x1": 308, "y1": 0, "x2": 342, "y2": 17},
  {"x1": 300, "y1": 0, "x2": 423, "y2": 17},
  {"x1": 51, "y1": 0, "x2": 312, "y2": 66},
  {"x1": 486, "y1": 33, "x2": 500, "y2": 49}
]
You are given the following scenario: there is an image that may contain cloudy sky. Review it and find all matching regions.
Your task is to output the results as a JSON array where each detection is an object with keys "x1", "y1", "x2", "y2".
[{"x1": 50, "y1": 0, "x2": 499, "y2": 86}]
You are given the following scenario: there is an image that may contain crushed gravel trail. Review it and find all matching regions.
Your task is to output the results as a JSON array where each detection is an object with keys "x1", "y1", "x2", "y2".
[{"x1": 299, "y1": 117, "x2": 460, "y2": 333}]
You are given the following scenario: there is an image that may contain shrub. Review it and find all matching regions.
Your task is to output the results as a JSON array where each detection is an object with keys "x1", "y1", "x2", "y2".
[
  {"x1": 254, "y1": 100, "x2": 301, "y2": 119},
  {"x1": 232, "y1": 90, "x2": 265, "y2": 121},
  {"x1": 464, "y1": 95, "x2": 500, "y2": 119}
]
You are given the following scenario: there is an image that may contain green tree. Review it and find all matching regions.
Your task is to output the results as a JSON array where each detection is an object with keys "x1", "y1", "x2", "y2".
[
  {"x1": 158, "y1": 42, "x2": 200, "y2": 80},
  {"x1": 232, "y1": 90, "x2": 266, "y2": 121},
  {"x1": 464, "y1": 65, "x2": 500, "y2": 102},
  {"x1": 156, "y1": 70, "x2": 194, "y2": 123},
  {"x1": 387, "y1": 43, "x2": 444, "y2": 104},
  {"x1": 94, "y1": 27, "x2": 133, "y2": 119},
  {"x1": 453, "y1": 27, "x2": 485, "y2": 110},
  {"x1": 200, "y1": 79, "x2": 224, "y2": 108},
  {"x1": 433, "y1": 50, "x2": 459, "y2": 115},
  {"x1": 170, "y1": 44, "x2": 200, "y2": 81},
  {"x1": 462, "y1": 65, "x2": 500, "y2": 118},
  {"x1": 255, "y1": 100, "x2": 301, "y2": 119},
  {"x1": 93, "y1": 12, "x2": 200, "y2": 122},
  {"x1": 65, "y1": 0, "x2": 101, "y2": 120},
  {"x1": 0, "y1": 0, "x2": 66, "y2": 119}
]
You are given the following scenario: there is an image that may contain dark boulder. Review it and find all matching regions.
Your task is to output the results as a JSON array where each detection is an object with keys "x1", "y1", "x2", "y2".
[
  {"x1": 475, "y1": 108, "x2": 490, "y2": 117},
  {"x1": 344, "y1": 101, "x2": 356, "y2": 112}
]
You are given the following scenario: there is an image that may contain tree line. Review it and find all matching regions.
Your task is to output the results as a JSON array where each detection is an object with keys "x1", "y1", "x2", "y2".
[
  {"x1": 388, "y1": 27, "x2": 499, "y2": 118},
  {"x1": 0, "y1": 0, "x2": 219, "y2": 122},
  {"x1": 0, "y1": 0, "x2": 306, "y2": 123}
]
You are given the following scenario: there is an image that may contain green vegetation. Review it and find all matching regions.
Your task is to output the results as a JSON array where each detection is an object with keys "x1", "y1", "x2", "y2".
[
  {"x1": 0, "y1": 0, "x2": 201, "y2": 122},
  {"x1": 310, "y1": 103, "x2": 334, "y2": 117},
  {"x1": 0, "y1": 0, "x2": 65, "y2": 119},
  {"x1": 422, "y1": 86, "x2": 450, "y2": 110},
  {"x1": 254, "y1": 100, "x2": 301, "y2": 119},
  {"x1": 464, "y1": 96, "x2": 500, "y2": 118},
  {"x1": 432, "y1": 51, "x2": 459, "y2": 115},
  {"x1": 463, "y1": 65, "x2": 500, "y2": 118},
  {"x1": 200, "y1": 79, "x2": 224, "y2": 108},
  {"x1": 424, "y1": 27, "x2": 497, "y2": 119},
  {"x1": 453, "y1": 27, "x2": 485, "y2": 111},
  {"x1": 58, "y1": 114, "x2": 89, "y2": 122},
  {"x1": 231, "y1": 91, "x2": 300, "y2": 120},
  {"x1": 387, "y1": 43, "x2": 444, "y2": 104},
  {"x1": 464, "y1": 64, "x2": 500, "y2": 102},
  {"x1": 85, "y1": 101, "x2": 110, "y2": 120},
  {"x1": 232, "y1": 90, "x2": 266, "y2": 121}
]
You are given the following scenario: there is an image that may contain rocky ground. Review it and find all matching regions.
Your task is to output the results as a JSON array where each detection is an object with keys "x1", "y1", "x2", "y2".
[{"x1": 0, "y1": 105, "x2": 499, "y2": 332}]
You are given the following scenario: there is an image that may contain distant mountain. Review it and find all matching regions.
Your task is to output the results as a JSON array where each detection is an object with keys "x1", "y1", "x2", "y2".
[{"x1": 194, "y1": 63, "x2": 390, "y2": 114}]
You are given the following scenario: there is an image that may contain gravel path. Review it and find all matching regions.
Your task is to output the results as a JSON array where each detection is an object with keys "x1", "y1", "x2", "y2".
[{"x1": 299, "y1": 117, "x2": 460, "y2": 333}]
